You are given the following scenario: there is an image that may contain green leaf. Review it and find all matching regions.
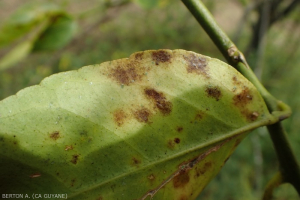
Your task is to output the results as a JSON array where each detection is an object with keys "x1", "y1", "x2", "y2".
[
  {"x1": 0, "y1": 50, "x2": 274, "y2": 199},
  {"x1": 32, "y1": 15, "x2": 77, "y2": 51},
  {"x1": 0, "y1": 41, "x2": 33, "y2": 71}
]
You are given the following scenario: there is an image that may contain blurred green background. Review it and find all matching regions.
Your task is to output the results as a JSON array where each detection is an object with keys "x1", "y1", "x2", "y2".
[{"x1": 0, "y1": 0, "x2": 299, "y2": 199}]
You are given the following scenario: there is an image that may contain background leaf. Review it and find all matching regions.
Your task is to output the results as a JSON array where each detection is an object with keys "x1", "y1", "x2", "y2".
[
  {"x1": 32, "y1": 15, "x2": 77, "y2": 51},
  {"x1": 0, "y1": 2, "x2": 76, "y2": 70},
  {"x1": 0, "y1": 41, "x2": 33, "y2": 71},
  {"x1": 0, "y1": 2, "x2": 62, "y2": 48},
  {"x1": 0, "y1": 50, "x2": 274, "y2": 199}
]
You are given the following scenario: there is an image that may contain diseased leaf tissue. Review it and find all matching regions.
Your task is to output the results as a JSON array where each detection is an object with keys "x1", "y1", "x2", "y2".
[{"x1": 0, "y1": 50, "x2": 273, "y2": 199}]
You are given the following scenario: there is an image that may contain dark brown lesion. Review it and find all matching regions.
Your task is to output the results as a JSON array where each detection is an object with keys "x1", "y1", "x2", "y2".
[
  {"x1": 110, "y1": 65, "x2": 139, "y2": 86},
  {"x1": 194, "y1": 161, "x2": 212, "y2": 178},
  {"x1": 233, "y1": 87, "x2": 260, "y2": 122},
  {"x1": 113, "y1": 109, "x2": 127, "y2": 127},
  {"x1": 173, "y1": 169, "x2": 190, "y2": 188},
  {"x1": 151, "y1": 50, "x2": 171, "y2": 65},
  {"x1": 71, "y1": 154, "x2": 79, "y2": 164},
  {"x1": 50, "y1": 131, "x2": 60, "y2": 140},
  {"x1": 205, "y1": 86, "x2": 222, "y2": 101},
  {"x1": 144, "y1": 88, "x2": 172, "y2": 115},
  {"x1": 176, "y1": 126, "x2": 183, "y2": 132},
  {"x1": 131, "y1": 157, "x2": 141, "y2": 167},
  {"x1": 134, "y1": 52, "x2": 144, "y2": 60},
  {"x1": 242, "y1": 109, "x2": 259, "y2": 122},
  {"x1": 183, "y1": 53, "x2": 208, "y2": 77},
  {"x1": 233, "y1": 87, "x2": 253, "y2": 106},
  {"x1": 174, "y1": 138, "x2": 181, "y2": 144},
  {"x1": 133, "y1": 108, "x2": 151, "y2": 123}
]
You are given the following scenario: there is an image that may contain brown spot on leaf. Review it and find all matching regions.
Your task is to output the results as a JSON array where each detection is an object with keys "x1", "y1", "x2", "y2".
[
  {"x1": 249, "y1": 111, "x2": 259, "y2": 121},
  {"x1": 205, "y1": 86, "x2": 222, "y2": 101},
  {"x1": 233, "y1": 87, "x2": 253, "y2": 106},
  {"x1": 183, "y1": 53, "x2": 208, "y2": 77},
  {"x1": 174, "y1": 138, "x2": 181, "y2": 144},
  {"x1": 195, "y1": 110, "x2": 206, "y2": 122},
  {"x1": 113, "y1": 109, "x2": 127, "y2": 127},
  {"x1": 144, "y1": 88, "x2": 172, "y2": 115},
  {"x1": 110, "y1": 65, "x2": 138, "y2": 85},
  {"x1": 179, "y1": 195, "x2": 188, "y2": 200},
  {"x1": 148, "y1": 174, "x2": 155, "y2": 180},
  {"x1": 108, "y1": 57, "x2": 148, "y2": 86},
  {"x1": 241, "y1": 109, "x2": 259, "y2": 122},
  {"x1": 97, "y1": 197, "x2": 103, "y2": 200},
  {"x1": 152, "y1": 50, "x2": 171, "y2": 65},
  {"x1": 135, "y1": 52, "x2": 144, "y2": 60},
  {"x1": 177, "y1": 126, "x2": 183, "y2": 132},
  {"x1": 71, "y1": 179, "x2": 76, "y2": 187},
  {"x1": 50, "y1": 131, "x2": 60, "y2": 140},
  {"x1": 131, "y1": 157, "x2": 141, "y2": 167},
  {"x1": 65, "y1": 145, "x2": 73, "y2": 151},
  {"x1": 190, "y1": 111, "x2": 206, "y2": 124},
  {"x1": 232, "y1": 76, "x2": 242, "y2": 86},
  {"x1": 233, "y1": 87, "x2": 259, "y2": 121},
  {"x1": 168, "y1": 139, "x2": 175, "y2": 149},
  {"x1": 195, "y1": 162, "x2": 212, "y2": 178},
  {"x1": 71, "y1": 154, "x2": 79, "y2": 164},
  {"x1": 134, "y1": 108, "x2": 151, "y2": 123},
  {"x1": 173, "y1": 169, "x2": 190, "y2": 188}
]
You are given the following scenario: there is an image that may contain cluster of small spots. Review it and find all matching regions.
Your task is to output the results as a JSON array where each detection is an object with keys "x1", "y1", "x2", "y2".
[
  {"x1": 168, "y1": 138, "x2": 181, "y2": 149},
  {"x1": 144, "y1": 88, "x2": 172, "y2": 115},
  {"x1": 173, "y1": 169, "x2": 190, "y2": 188},
  {"x1": 205, "y1": 86, "x2": 222, "y2": 101},
  {"x1": 151, "y1": 50, "x2": 171, "y2": 65},
  {"x1": 50, "y1": 131, "x2": 60, "y2": 140},
  {"x1": 113, "y1": 109, "x2": 127, "y2": 127},
  {"x1": 134, "y1": 108, "x2": 151, "y2": 123},
  {"x1": 183, "y1": 53, "x2": 208, "y2": 77},
  {"x1": 71, "y1": 154, "x2": 79, "y2": 164},
  {"x1": 233, "y1": 87, "x2": 259, "y2": 122}
]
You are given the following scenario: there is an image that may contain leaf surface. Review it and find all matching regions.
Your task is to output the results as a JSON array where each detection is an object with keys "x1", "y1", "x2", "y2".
[{"x1": 0, "y1": 50, "x2": 274, "y2": 199}]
